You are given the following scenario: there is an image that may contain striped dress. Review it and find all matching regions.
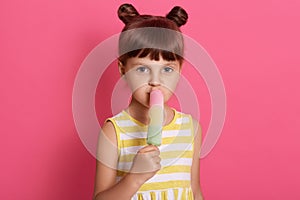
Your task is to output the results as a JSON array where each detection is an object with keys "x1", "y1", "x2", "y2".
[{"x1": 106, "y1": 108, "x2": 195, "y2": 200}]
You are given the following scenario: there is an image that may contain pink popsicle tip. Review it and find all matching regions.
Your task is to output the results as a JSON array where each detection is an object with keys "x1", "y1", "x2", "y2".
[{"x1": 150, "y1": 90, "x2": 163, "y2": 106}]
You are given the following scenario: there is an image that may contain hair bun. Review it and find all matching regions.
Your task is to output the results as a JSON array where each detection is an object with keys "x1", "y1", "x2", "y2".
[
  {"x1": 118, "y1": 3, "x2": 140, "y2": 24},
  {"x1": 166, "y1": 6, "x2": 188, "y2": 27}
]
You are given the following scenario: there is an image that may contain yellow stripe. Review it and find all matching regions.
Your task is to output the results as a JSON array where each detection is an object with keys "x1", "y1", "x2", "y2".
[
  {"x1": 118, "y1": 150, "x2": 193, "y2": 162},
  {"x1": 150, "y1": 191, "x2": 156, "y2": 200},
  {"x1": 139, "y1": 180, "x2": 191, "y2": 191},
  {"x1": 113, "y1": 114, "x2": 128, "y2": 121},
  {"x1": 161, "y1": 136, "x2": 194, "y2": 145},
  {"x1": 157, "y1": 165, "x2": 191, "y2": 174},
  {"x1": 116, "y1": 170, "x2": 125, "y2": 177},
  {"x1": 118, "y1": 154, "x2": 135, "y2": 163},
  {"x1": 138, "y1": 193, "x2": 143, "y2": 200},
  {"x1": 164, "y1": 123, "x2": 192, "y2": 131},
  {"x1": 117, "y1": 123, "x2": 192, "y2": 134},
  {"x1": 182, "y1": 187, "x2": 187, "y2": 200},
  {"x1": 120, "y1": 136, "x2": 193, "y2": 148},
  {"x1": 162, "y1": 190, "x2": 167, "y2": 200},
  {"x1": 160, "y1": 150, "x2": 193, "y2": 159},
  {"x1": 188, "y1": 188, "x2": 194, "y2": 200},
  {"x1": 190, "y1": 115, "x2": 195, "y2": 155},
  {"x1": 116, "y1": 165, "x2": 191, "y2": 177},
  {"x1": 174, "y1": 188, "x2": 178, "y2": 199},
  {"x1": 121, "y1": 138, "x2": 147, "y2": 148}
]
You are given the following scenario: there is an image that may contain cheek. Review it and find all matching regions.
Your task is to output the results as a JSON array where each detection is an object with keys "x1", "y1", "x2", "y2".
[
  {"x1": 161, "y1": 74, "x2": 180, "y2": 93},
  {"x1": 125, "y1": 74, "x2": 149, "y2": 92}
]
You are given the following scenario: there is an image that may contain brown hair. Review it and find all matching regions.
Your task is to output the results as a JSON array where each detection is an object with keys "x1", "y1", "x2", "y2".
[{"x1": 117, "y1": 4, "x2": 188, "y2": 65}]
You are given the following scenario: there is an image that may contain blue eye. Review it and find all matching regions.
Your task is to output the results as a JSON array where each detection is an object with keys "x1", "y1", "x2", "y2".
[
  {"x1": 136, "y1": 66, "x2": 149, "y2": 73},
  {"x1": 163, "y1": 66, "x2": 174, "y2": 73}
]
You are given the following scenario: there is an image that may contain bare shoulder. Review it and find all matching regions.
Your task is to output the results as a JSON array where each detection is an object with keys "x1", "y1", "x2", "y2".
[
  {"x1": 96, "y1": 119, "x2": 119, "y2": 167},
  {"x1": 101, "y1": 120, "x2": 117, "y2": 144}
]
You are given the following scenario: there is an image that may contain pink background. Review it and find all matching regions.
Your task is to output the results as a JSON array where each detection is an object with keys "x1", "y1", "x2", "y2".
[{"x1": 1, "y1": 0, "x2": 300, "y2": 199}]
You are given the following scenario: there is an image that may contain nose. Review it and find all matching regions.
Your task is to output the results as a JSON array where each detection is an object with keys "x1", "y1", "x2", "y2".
[
  {"x1": 148, "y1": 81, "x2": 160, "y2": 86},
  {"x1": 148, "y1": 72, "x2": 161, "y2": 87}
]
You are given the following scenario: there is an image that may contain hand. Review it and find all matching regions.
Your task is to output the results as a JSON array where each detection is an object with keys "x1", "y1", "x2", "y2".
[
  {"x1": 193, "y1": 190, "x2": 204, "y2": 200},
  {"x1": 129, "y1": 145, "x2": 161, "y2": 183},
  {"x1": 194, "y1": 195, "x2": 204, "y2": 200}
]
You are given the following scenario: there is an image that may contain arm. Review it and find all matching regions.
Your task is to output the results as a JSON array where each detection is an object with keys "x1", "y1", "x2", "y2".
[
  {"x1": 93, "y1": 121, "x2": 141, "y2": 200},
  {"x1": 191, "y1": 119, "x2": 204, "y2": 200},
  {"x1": 93, "y1": 121, "x2": 160, "y2": 200}
]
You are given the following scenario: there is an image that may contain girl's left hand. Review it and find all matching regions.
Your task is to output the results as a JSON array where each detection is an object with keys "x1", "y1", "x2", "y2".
[{"x1": 193, "y1": 189, "x2": 204, "y2": 200}]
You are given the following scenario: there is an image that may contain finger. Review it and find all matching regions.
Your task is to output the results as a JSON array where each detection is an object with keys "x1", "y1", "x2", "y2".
[
  {"x1": 154, "y1": 156, "x2": 161, "y2": 163},
  {"x1": 153, "y1": 163, "x2": 161, "y2": 171},
  {"x1": 149, "y1": 150, "x2": 160, "y2": 157},
  {"x1": 152, "y1": 157, "x2": 161, "y2": 165},
  {"x1": 139, "y1": 145, "x2": 159, "y2": 153}
]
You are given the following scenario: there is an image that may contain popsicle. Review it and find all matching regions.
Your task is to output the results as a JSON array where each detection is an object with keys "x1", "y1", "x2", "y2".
[{"x1": 147, "y1": 90, "x2": 164, "y2": 146}]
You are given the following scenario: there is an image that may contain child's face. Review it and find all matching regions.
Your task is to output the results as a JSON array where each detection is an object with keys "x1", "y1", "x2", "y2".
[{"x1": 120, "y1": 55, "x2": 181, "y2": 107}]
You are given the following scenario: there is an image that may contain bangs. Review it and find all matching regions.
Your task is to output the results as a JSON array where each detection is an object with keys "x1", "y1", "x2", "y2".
[
  {"x1": 119, "y1": 48, "x2": 183, "y2": 64},
  {"x1": 118, "y1": 27, "x2": 184, "y2": 65}
]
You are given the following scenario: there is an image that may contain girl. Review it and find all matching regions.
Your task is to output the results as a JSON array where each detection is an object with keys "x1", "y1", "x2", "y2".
[{"x1": 94, "y1": 4, "x2": 204, "y2": 200}]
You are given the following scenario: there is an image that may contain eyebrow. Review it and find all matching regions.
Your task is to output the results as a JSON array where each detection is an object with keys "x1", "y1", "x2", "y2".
[
  {"x1": 131, "y1": 61, "x2": 178, "y2": 67},
  {"x1": 131, "y1": 61, "x2": 146, "y2": 66}
]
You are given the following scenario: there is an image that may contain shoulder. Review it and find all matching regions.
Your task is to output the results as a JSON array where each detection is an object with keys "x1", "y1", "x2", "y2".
[
  {"x1": 102, "y1": 111, "x2": 125, "y2": 133},
  {"x1": 172, "y1": 108, "x2": 192, "y2": 121},
  {"x1": 97, "y1": 121, "x2": 117, "y2": 153},
  {"x1": 101, "y1": 110, "x2": 129, "y2": 144},
  {"x1": 175, "y1": 109, "x2": 202, "y2": 142},
  {"x1": 96, "y1": 117, "x2": 120, "y2": 167},
  {"x1": 101, "y1": 113, "x2": 122, "y2": 145},
  {"x1": 172, "y1": 109, "x2": 202, "y2": 139},
  {"x1": 173, "y1": 109, "x2": 201, "y2": 129},
  {"x1": 102, "y1": 120, "x2": 116, "y2": 138}
]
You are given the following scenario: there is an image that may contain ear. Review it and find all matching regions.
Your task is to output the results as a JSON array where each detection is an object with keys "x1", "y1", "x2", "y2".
[
  {"x1": 118, "y1": 3, "x2": 140, "y2": 25},
  {"x1": 118, "y1": 61, "x2": 126, "y2": 78},
  {"x1": 166, "y1": 6, "x2": 188, "y2": 27}
]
